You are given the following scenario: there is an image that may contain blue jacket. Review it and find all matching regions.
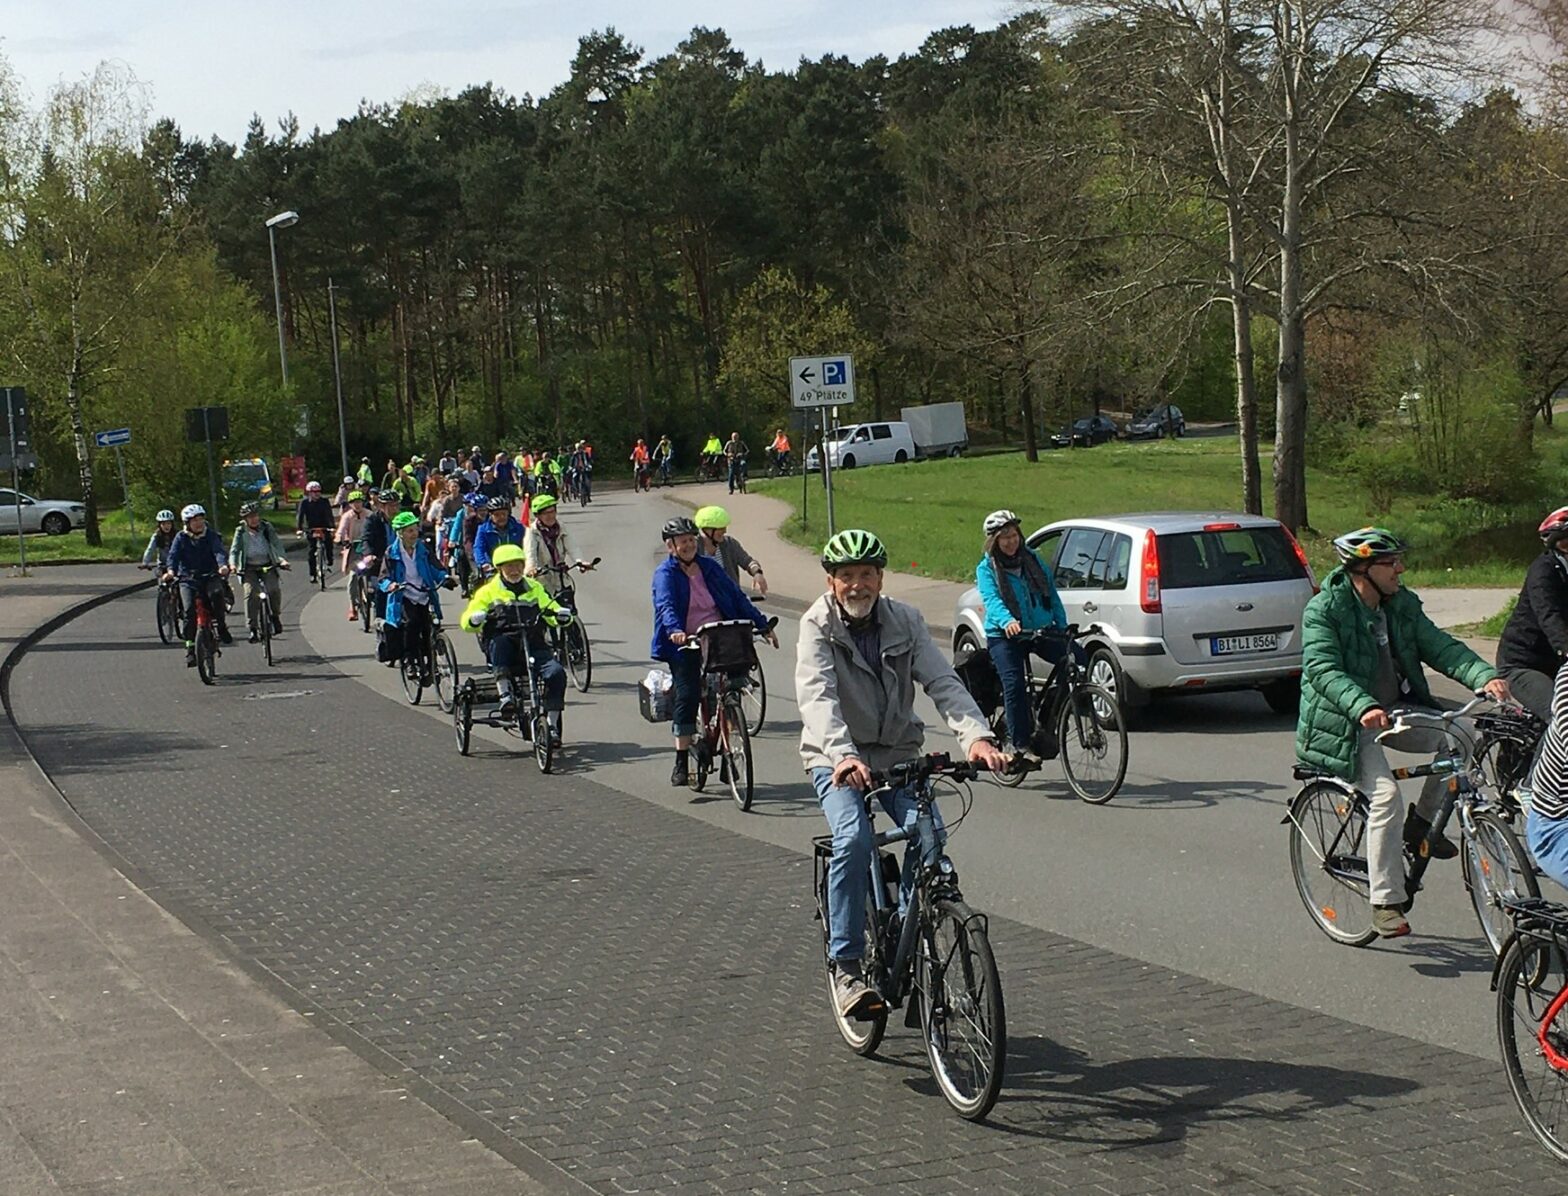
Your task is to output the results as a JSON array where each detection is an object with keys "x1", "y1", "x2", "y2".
[
  {"x1": 378, "y1": 538, "x2": 450, "y2": 627},
  {"x1": 976, "y1": 550, "x2": 1067, "y2": 639},
  {"x1": 165, "y1": 527, "x2": 229, "y2": 578},
  {"x1": 650, "y1": 554, "x2": 768, "y2": 663},
  {"x1": 472, "y1": 517, "x2": 525, "y2": 570}
]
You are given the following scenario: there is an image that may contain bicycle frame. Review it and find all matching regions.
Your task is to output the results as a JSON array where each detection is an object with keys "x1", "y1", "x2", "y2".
[{"x1": 863, "y1": 780, "x2": 957, "y2": 1010}]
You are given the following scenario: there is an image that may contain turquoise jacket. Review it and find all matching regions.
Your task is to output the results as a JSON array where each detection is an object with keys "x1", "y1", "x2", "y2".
[
  {"x1": 975, "y1": 551, "x2": 1067, "y2": 639},
  {"x1": 378, "y1": 537, "x2": 449, "y2": 627}
]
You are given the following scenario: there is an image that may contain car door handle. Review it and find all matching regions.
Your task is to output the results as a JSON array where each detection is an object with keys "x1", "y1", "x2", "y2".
[{"x1": 1083, "y1": 601, "x2": 1098, "y2": 613}]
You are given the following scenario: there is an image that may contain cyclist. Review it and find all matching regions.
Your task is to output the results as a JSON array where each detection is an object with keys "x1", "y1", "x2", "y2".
[
  {"x1": 332, "y1": 475, "x2": 356, "y2": 509},
  {"x1": 770, "y1": 427, "x2": 791, "y2": 474},
  {"x1": 701, "y1": 433, "x2": 723, "y2": 478},
  {"x1": 1297, "y1": 526, "x2": 1511, "y2": 939},
  {"x1": 392, "y1": 464, "x2": 422, "y2": 511},
  {"x1": 438, "y1": 449, "x2": 458, "y2": 475},
  {"x1": 1495, "y1": 506, "x2": 1568, "y2": 721},
  {"x1": 653, "y1": 434, "x2": 675, "y2": 486},
  {"x1": 1523, "y1": 661, "x2": 1568, "y2": 890},
  {"x1": 493, "y1": 451, "x2": 516, "y2": 501},
  {"x1": 356, "y1": 457, "x2": 375, "y2": 487},
  {"x1": 140, "y1": 509, "x2": 179, "y2": 574},
  {"x1": 462, "y1": 544, "x2": 570, "y2": 743},
  {"x1": 359, "y1": 491, "x2": 400, "y2": 621},
  {"x1": 163, "y1": 503, "x2": 234, "y2": 663},
  {"x1": 630, "y1": 438, "x2": 651, "y2": 491},
  {"x1": 336, "y1": 491, "x2": 369, "y2": 618},
  {"x1": 472, "y1": 496, "x2": 525, "y2": 578},
  {"x1": 427, "y1": 474, "x2": 464, "y2": 536},
  {"x1": 295, "y1": 481, "x2": 335, "y2": 582},
  {"x1": 523, "y1": 494, "x2": 595, "y2": 596},
  {"x1": 723, "y1": 430, "x2": 748, "y2": 494},
  {"x1": 798, "y1": 529, "x2": 1007, "y2": 1017},
  {"x1": 976, "y1": 509, "x2": 1077, "y2": 759},
  {"x1": 651, "y1": 516, "x2": 776, "y2": 788},
  {"x1": 694, "y1": 505, "x2": 767, "y2": 595},
  {"x1": 410, "y1": 455, "x2": 429, "y2": 489},
  {"x1": 569, "y1": 441, "x2": 593, "y2": 504},
  {"x1": 378, "y1": 510, "x2": 451, "y2": 672},
  {"x1": 229, "y1": 501, "x2": 291, "y2": 642}
]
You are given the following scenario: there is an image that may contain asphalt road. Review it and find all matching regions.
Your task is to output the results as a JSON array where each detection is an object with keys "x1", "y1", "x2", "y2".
[{"x1": 10, "y1": 490, "x2": 1564, "y2": 1192}]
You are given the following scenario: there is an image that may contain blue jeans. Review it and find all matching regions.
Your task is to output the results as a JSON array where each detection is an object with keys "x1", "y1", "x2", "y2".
[
  {"x1": 727, "y1": 457, "x2": 746, "y2": 492},
  {"x1": 669, "y1": 650, "x2": 701, "y2": 737},
  {"x1": 1528, "y1": 810, "x2": 1568, "y2": 892},
  {"x1": 811, "y1": 767, "x2": 945, "y2": 963},
  {"x1": 485, "y1": 633, "x2": 566, "y2": 711},
  {"x1": 986, "y1": 635, "x2": 1085, "y2": 747}
]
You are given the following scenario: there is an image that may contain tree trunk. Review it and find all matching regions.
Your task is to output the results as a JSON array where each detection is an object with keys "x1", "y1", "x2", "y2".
[
  {"x1": 1226, "y1": 220, "x2": 1263, "y2": 516},
  {"x1": 1019, "y1": 359, "x2": 1039, "y2": 463},
  {"x1": 1273, "y1": 26, "x2": 1309, "y2": 533},
  {"x1": 64, "y1": 326, "x2": 101, "y2": 547}
]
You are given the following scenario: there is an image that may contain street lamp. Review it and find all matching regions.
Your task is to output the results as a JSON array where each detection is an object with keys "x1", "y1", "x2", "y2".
[{"x1": 265, "y1": 210, "x2": 299, "y2": 387}]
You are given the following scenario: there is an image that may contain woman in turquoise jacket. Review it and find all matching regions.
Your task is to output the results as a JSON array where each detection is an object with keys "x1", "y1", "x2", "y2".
[
  {"x1": 976, "y1": 509, "x2": 1078, "y2": 755},
  {"x1": 378, "y1": 511, "x2": 452, "y2": 673}
]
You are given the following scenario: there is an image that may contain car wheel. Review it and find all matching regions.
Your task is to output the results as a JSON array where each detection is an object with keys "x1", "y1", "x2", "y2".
[
  {"x1": 1086, "y1": 646, "x2": 1125, "y2": 709},
  {"x1": 1262, "y1": 677, "x2": 1300, "y2": 716},
  {"x1": 949, "y1": 446, "x2": 963, "y2": 458},
  {"x1": 894, "y1": 450, "x2": 908, "y2": 464},
  {"x1": 841, "y1": 454, "x2": 856, "y2": 469},
  {"x1": 41, "y1": 512, "x2": 70, "y2": 536}
]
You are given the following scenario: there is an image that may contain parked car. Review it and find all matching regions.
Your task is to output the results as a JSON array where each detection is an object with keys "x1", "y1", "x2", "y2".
[
  {"x1": 951, "y1": 511, "x2": 1317, "y2": 714},
  {"x1": 805, "y1": 421, "x2": 918, "y2": 471},
  {"x1": 1049, "y1": 414, "x2": 1119, "y2": 448},
  {"x1": 1125, "y1": 403, "x2": 1187, "y2": 440},
  {"x1": 0, "y1": 489, "x2": 88, "y2": 536}
]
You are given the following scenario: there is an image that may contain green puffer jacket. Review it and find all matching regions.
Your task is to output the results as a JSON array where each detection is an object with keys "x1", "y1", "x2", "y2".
[{"x1": 1295, "y1": 567, "x2": 1497, "y2": 779}]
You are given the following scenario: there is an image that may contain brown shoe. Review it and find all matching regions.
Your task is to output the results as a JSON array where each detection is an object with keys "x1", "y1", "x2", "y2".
[{"x1": 1373, "y1": 905, "x2": 1410, "y2": 938}]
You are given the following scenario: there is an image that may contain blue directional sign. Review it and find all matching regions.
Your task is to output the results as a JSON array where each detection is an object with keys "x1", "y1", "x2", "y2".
[
  {"x1": 822, "y1": 359, "x2": 847, "y2": 386},
  {"x1": 93, "y1": 427, "x2": 132, "y2": 448}
]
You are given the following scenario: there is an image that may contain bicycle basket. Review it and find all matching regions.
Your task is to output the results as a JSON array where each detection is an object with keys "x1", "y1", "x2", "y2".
[
  {"x1": 953, "y1": 640, "x2": 1003, "y2": 715},
  {"x1": 488, "y1": 601, "x2": 544, "y2": 636},
  {"x1": 698, "y1": 620, "x2": 758, "y2": 674}
]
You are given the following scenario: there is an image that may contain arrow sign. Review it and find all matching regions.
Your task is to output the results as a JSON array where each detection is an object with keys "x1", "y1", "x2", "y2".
[
  {"x1": 790, "y1": 355, "x2": 855, "y2": 409},
  {"x1": 93, "y1": 427, "x2": 132, "y2": 448}
]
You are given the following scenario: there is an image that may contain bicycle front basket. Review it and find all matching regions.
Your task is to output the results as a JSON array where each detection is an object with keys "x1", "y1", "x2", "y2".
[{"x1": 698, "y1": 619, "x2": 758, "y2": 674}]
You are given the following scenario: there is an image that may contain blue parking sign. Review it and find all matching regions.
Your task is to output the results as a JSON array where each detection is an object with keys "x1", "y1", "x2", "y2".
[{"x1": 823, "y1": 360, "x2": 847, "y2": 386}]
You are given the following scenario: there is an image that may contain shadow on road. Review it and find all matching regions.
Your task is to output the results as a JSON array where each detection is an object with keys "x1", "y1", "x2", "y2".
[
  {"x1": 30, "y1": 639, "x2": 171, "y2": 653},
  {"x1": 20, "y1": 723, "x2": 208, "y2": 772},
  {"x1": 1399, "y1": 932, "x2": 1498, "y2": 978},
  {"x1": 1100, "y1": 780, "x2": 1284, "y2": 810},
  {"x1": 979, "y1": 1036, "x2": 1419, "y2": 1147}
]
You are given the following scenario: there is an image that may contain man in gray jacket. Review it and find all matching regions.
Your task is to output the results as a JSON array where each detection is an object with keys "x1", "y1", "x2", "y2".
[{"x1": 796, "y1": 528, "x2": 1006, "y2": 1018}]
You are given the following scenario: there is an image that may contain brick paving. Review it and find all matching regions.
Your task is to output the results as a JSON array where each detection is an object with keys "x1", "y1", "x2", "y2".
[{"x1": 12, "y1": 590, "x2": 1563, "y2": 1194}]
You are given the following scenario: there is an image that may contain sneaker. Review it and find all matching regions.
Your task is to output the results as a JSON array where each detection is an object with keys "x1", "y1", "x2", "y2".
[
  {"x1": 670, "y1": 756, "x2": 690, "y2": 787},
  {"x1": 218, "y1": 629, "x2": 235, "y2": 646},
  {"x1": 1373, "y1": 905, "x2": 1410, "y2": 938},
  {"x1": 1404, "y1": 809, "x2": 1458, "y2": 861},
  {"x1": 185, "y1": 646, "x2": 197, "y2": 668},
  {"x1": 831, "y1": 960, "x2": 881, "y2": 1019},
  {"x1": 271, "y1": 619, "x2": 283, "y2": 636},
  {"x1": 247, "y1": 630, "x2": 259, "y2": 644},
  {"x1": 498, "y1": 698, "x2": 517, "y2": 719},
  {"x1": 348, "y1": 609, "x2": 358, "y2": 622}
]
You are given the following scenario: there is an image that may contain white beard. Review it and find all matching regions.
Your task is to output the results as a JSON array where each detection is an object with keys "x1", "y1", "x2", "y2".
[{"x1": 840, "y1": 594, "x2": 877, "y2": 621}]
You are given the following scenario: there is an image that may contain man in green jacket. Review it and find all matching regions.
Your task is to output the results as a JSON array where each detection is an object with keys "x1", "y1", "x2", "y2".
[{"x1": 1296, "y1": 526, "x2": 1511, "y2": 938}]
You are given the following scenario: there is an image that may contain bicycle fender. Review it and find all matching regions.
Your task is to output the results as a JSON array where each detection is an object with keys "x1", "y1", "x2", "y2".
[{"x1": 1491, "y1": 931, "x2": 1521, "y2": 992}]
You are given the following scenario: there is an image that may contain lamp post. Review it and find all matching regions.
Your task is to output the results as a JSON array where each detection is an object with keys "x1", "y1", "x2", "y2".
[
  {"x1": 327, "y1": 277, "x2": 348, "y2": 479},
  {"x1": 264, "y1": 210, "x2": 299, "y2": 386}
]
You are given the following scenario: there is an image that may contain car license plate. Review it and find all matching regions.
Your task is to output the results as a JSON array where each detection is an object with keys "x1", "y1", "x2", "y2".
[{"x1": 1211, "y1": 633, "x2": 1277, "y2": 655}]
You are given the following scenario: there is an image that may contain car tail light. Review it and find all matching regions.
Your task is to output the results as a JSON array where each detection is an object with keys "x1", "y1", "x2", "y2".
[
  {"x1": 1283, "y1": 527, "x2": 1318, "y2": 593},
  {"x1": 1202, "y1": 522, "x2": 1241, "y2": 532},
  {"x1": 1140, "y1": 529, "x2": 1161, "y2": 613}
]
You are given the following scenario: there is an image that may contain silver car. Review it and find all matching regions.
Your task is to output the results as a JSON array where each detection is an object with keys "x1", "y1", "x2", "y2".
[
  {"x1": 952, "y1": 512, "x2": 1317, "y2": 714},
  {"x1": 0, "y1": 488, "x2": 87, "y2": 536}
]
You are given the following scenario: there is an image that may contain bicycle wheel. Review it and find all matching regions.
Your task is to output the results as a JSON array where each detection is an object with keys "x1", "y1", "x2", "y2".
[
  {"x1": 261, "y1": 604, "x2": 274, "y2": 668},
  {"x1": 1287, "y1": 782, "x2": 1377, "y2": 947},
  {"x1": 533, "y1": 710, "x2": 553, "y2": 774},
  {"x1": 741, "y1": 660, "x2": 766, "y2": 736},
  {"x1": 155, "y1": 591, "x2": 174, "y2": 644},
  {"x1": 693, "y1": 740, "x2": 710, "y2": 792},
  {"x1": 1465, "y1": 808, "x2": 1541, "y2": 956},
  {"x1": 196, "y1": 629, "x2": 217, "y2": 686},
  {"x1": 565, "y1": 621, "x2": 592, "y2": 692},
  {"x1": 454, "y1": 688, "x2": 472, "y2": 756},
  {"x1": 921, "y1": 899, "x2": 1006, "y2": 1121},
  {"x1": 432, "y1": 632, "x2": 458, "y2": 714},
  {"x1": 819, "y1": 868, "x2": 887, "y2": 1056},
  {"x1": 402, "y1": 648, "x2": 424, "y2": 705},
  {"x1": 721, "y1": 696, "x2": 754, "y2": 812},
  {"x1": 1058, "y1": 684, "x2": 1127, "y2": 804},
  {"x1": 353, "y1": 576, "x2": 372, "y2": 632},
  {"x1": 1497, "y1": 933, "x2": 1568, "y2": 1161}
]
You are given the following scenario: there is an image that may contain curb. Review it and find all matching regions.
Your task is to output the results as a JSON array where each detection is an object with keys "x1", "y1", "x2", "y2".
[{"x1": 0, "y1": 584, "x2": 591, "y2": 1196}]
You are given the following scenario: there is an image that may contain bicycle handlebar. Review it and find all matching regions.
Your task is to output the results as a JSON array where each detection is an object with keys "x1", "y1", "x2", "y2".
[
  {"x1": 869, "y1": 752, "x2": 993, "y2": 789},
  {"x1": 1008, "y1": 623, "x2": 1103, "y2": 641}
]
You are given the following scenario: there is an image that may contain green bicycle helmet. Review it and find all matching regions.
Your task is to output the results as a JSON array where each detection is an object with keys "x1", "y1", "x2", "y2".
[
  {"x1": 694, "y1": 505, "x2": 730, "y2": 529},
  {"x1": 391, "y1": 511, "x2": 419, "y2": 530},
  {"x1": 530, "y1": 494, "x2": 558, "y2": 514},
  {"x1": 1332, "y1": 525, "x2": 1407, "y2": 564},
  {"x1": 821, "y1": 528, "x2": 888, "y2": 571}
]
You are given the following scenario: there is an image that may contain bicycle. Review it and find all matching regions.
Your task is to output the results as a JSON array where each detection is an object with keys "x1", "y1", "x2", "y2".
[
  {"x1": 350, "y1": 554, "x2": 377, "y2": 632},
  {"x1": 393, "y1": 590, "x2": 459, "y2": 712},
  {"x1": 957, "y1": 625, "x2": 1128, "y2": 803},
  {"x1": 576, "y1": 468, "x2": 592, "y2": 507},
  {"x1": 304, "y1": 528, "x2": 333, "y2": 591},
  {"x1": 694, "y1": 455, "x2": 722, "y2": 485},
  {"x1": 727, "y1": 456, "x2": 748, "y2": 495},
  {"x1": 812, "y1": 752, "x2": 1007, "y2": 1121},
  {"x1": 654, "y1": 457, "x2": 674, "y2": 488},
  {"x1": 188, "y1": 578, "x2": 223, "y2": 686},
  {"x1": 1494, "y1": 895, "x2": 1568, "y2": 1160},
  {"x1": 452, "y1": 601, "x2": 566, "y2": 774},
  {"x1": 1285, "y1": 696, "x2": 1538, "y2": 952},
  {"x1": 632, "y1": 462, "x2": 651, "y2": 492},
  {"x1": 767, "y1": 450, "x2": 796, "y2": 478},
  {"x1": 246, "y1": 565, "x2": 281, "y2": 668},
  {"x1": 146, "y1": 568, "x2": 183, "y2": 645},
  {"x1": 685, "y1": 618, "x2": 774, "y2": 811},
  {"x1": 542, "y1": 557, "x2": 599, "y2": 692}
]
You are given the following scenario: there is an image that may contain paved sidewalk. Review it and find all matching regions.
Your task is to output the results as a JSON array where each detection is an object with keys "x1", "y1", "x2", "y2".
[
  {"x1": 663, "y1": 487, "x2": 1517, "y2": 636},
  {"x1": 0, "y1": 566, "x2": 544, "y2": 1194}
]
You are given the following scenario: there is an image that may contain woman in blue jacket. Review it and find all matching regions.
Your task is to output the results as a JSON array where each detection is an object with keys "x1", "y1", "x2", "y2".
[
  {"x1": 651, "y1": 516, "x2": 775, "y2": 787},
  {"x1": 379, "y1": 511, "x2": 452, "y2": 673},
  {"x1": 976, "y1": 509, "x2": 1078, "y2": 756}
]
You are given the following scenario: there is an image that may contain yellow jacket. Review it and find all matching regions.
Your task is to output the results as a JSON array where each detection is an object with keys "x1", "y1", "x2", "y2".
[{"x1": 460, "y1": 573, "x2": 566, "y2": 633}]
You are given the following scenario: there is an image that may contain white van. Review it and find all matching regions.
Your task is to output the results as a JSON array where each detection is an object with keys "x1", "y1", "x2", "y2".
[{"x1": 804, "y1": 421, "x2": 918, "y2": 471}]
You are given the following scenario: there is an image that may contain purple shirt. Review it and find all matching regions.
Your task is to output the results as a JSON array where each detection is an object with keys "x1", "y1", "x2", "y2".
[{"x1": 684, "y1": 564, "x2": 720, "y2": 633}]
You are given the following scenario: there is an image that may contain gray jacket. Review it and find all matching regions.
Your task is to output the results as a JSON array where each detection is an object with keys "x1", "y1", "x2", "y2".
[
  {"x1": 796, "y1": 593, "x2": 991, "y2": 773},
  {"x1": 698, "y1": 532, "x2": 760, "y2": 586}
]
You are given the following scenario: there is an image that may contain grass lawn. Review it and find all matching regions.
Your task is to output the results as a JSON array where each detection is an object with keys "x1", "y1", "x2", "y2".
[
  {"x1": 0, "y1": 508, "x2": 297, "y2": 568},
  {"x1": 753, "y1": 431, "x2": 1565, "y2": 589}
]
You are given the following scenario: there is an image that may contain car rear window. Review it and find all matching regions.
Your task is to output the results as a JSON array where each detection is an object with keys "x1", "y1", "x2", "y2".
[{"x1": 1156, "y1": 526, "x2": 1306, "y2": 589}]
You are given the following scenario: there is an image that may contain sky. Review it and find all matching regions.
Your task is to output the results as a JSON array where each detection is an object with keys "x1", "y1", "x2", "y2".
[{"x1": 0, "y1": 1, "x2": 1011, "y2": 144}]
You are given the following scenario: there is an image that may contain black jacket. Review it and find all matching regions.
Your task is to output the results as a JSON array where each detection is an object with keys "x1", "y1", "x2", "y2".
[
  {"x1": 1497, "y1": 552, "x2": 1568, "y2": 677},
  {"x1": 296, "y1": 496, "x2": 334, "y2": 530},
  {"x1": 362, "y1": 511, "x2": 392, "y2": 560}
]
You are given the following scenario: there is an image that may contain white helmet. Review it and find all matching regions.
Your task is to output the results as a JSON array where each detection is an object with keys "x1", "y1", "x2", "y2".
[
  {"x1": 155, "y1": 508, "x2": 175, "y2": 523},
  {"x1": 983, "y1": 509, "x2": 1021, "y2": 536},
  {"x1": 306, "y1": 480, "x2": 322, "y2": 492},
  {"x1": 180, "y1": 503, "x2": 206, "y2": 522}
]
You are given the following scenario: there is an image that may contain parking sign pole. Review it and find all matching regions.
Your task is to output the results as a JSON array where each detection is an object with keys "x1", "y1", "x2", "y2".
[
  {"x1": 7, "y1": 393, "x2": 26, "y2": 575},
  {"x1": 821, "y1": 407, "x2": 836, "y2": 537},
  {"x1": 113, "y1": 445, "x2": 135, "y2": 540}
]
